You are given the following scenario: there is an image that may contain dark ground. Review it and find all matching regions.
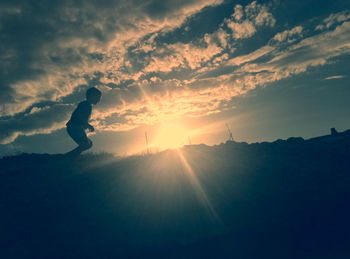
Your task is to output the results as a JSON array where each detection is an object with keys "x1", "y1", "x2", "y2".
[{"x1": 1, "y1": 131, "x2": 350, "y2": 258}]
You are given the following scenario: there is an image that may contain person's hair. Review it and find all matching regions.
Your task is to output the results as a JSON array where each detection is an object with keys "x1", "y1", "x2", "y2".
[{"x1": 86, "y1": 87, "x2": 102, "y2": 99}]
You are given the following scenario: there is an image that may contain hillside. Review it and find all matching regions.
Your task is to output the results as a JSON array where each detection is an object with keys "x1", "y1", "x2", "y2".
[{"x1": 1, "y1": 130, "x2": 350, "y2": 258}]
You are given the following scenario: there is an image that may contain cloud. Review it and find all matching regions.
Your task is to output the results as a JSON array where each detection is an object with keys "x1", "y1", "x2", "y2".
[
  {"x1": 141, "y1": 1, "x2": 276, "y2": 75},
  {"x1": 272, "y1": 26, "x2": 303, "y2": 42},
  {"x1": 231, "y1": 21, "x2": 350, "y2": 92},
  {"x1": 171, "y1": 41, "x2": 223, "y2": 69},
  {"x1": 94, "y1": 75, "x2": 248, "y2": 130},
  {"x1": 95, "y1": 18, "x2": 350, "y2": 133},
  {"x1": 142, "y1": 38, "x2": 223, "y2": 73},
  {"x1": 226, "y1": 20, "x2": 257, "y2": 39},
  {"x1": 144, "y1": 54, "x2": 185, "y2": 73},
  {"x1": 0, "y1": 0, "x2": 224, "y2": 117},
  {"x1": 316, "y1": 10, "x2": 350, "y2": 30},
  {"x1": 225, "y1": 1, "x2": 275, "y2": 39},
  {"x1": 268, "y1": 21, "x2": 350, "y2": 74},
  {"x1": 194, "y1": 19, "x2": 350, "y2": 118},
  {"x1": 203, "y1": 28, "x2": 230, "y2": 50},
  {"x1": 0, "y1": 104, "x2": 72, "y2": 144},
  {"x1": 324, "y1": 75, "x2": 345, "y2": 80},
  {"x1": 246, "y1": 1, "x2": 275, "y2": 27},
  {"x1": 232, "y1": 4, "x2": 244, "y2": 21},
  {"x1": 226, "y1": 46, "x2": 274, "y2": 66}
]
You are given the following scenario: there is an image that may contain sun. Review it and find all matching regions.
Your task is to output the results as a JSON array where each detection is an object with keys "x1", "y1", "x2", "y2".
[{"x1": 152, "y1": 123, "x2": 189, "y2": 150}]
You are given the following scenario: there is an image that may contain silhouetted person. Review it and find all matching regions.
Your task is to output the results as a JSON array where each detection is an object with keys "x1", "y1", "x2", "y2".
[{"x1": 65, "y1": 87, "x2": 102, "y2": 156}]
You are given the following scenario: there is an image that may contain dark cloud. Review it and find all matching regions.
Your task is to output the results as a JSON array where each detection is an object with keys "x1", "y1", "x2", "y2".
[
  {"x1": 0, "y1": 104, "x2": 72, "y2": 144},
  {"x1": 0, "y1": 0, "x2": 221, "y2": 110}
]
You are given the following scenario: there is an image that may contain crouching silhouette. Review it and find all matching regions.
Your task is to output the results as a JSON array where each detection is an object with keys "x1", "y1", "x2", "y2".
[{"x1": 65, "y1": 87, "x2": 102, "y2": 156}]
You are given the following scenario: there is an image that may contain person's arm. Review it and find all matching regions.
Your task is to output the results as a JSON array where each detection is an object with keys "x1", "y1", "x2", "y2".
[{"x1": 86, "y1": 123, "x2": 94, "y2": 132}]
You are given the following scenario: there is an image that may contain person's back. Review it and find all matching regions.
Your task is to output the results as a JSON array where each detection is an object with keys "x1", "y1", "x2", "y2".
[{"x1": 65, "y1": 87, "x2": 102, "y2": 156}]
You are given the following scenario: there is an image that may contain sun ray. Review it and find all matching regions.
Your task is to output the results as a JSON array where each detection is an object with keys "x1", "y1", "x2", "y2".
[{"x1": 175, "y1": 148, "x2": 221, "y2": 223}]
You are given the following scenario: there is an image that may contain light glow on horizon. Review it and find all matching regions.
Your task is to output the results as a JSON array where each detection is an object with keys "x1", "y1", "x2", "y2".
[{"x1": 152, "y1": 123, "x2": 190, "y2": 150}]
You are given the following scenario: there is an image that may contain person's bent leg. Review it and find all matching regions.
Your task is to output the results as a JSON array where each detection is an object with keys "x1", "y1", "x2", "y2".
[
  {"x1": 66, "y1": 138, "x2": 92, "y2": 157},
  {"x1": 66, "y1": 125, "x2": 92, "y2": 157},
  {"x1": 80, "y1": 138, "x2": 93, "y2": 151}
]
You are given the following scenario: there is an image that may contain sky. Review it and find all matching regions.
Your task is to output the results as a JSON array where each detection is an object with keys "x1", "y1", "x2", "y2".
[{"x1": 0, "y1": 0, "x2": 349, "y2": 156}]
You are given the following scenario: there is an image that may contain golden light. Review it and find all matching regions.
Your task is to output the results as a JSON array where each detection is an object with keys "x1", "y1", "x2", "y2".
[{"x1": 152, "y1": 123, "x2": 189, "y2": 150}]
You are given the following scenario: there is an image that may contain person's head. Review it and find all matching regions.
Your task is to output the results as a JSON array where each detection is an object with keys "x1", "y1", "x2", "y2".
[{"x1": 86, "y1": 87, "x2": 102, "y2": 105}]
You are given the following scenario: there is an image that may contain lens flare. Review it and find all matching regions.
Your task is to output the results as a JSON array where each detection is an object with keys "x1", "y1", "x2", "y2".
[{"x1": 175, "y1": 149, "x2": 221, "y2": 223}]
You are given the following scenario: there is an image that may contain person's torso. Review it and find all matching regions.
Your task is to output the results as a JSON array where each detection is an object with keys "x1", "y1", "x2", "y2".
[{"x1": 67, "y1": 100, "x2": 92, "y2": 126}]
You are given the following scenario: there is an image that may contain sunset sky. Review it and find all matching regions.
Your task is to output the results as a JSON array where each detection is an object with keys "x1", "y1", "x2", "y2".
[{"x1": 0, "y1": 0, "x2": 349, "y2": 156}]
